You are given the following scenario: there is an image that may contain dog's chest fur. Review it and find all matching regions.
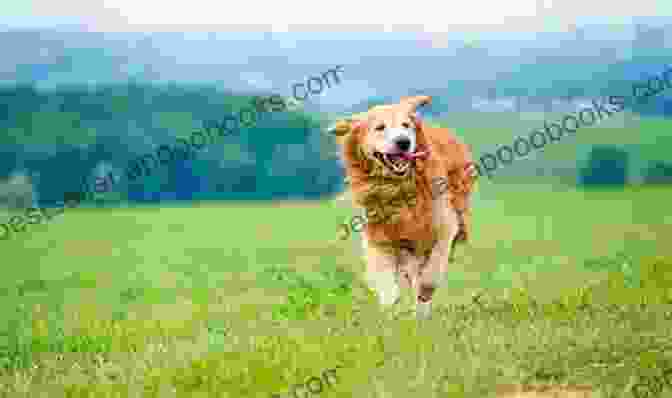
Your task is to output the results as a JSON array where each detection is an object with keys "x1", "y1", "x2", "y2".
[{"x1": 361, "y1": 157, "x2": 447, "y2": 255}]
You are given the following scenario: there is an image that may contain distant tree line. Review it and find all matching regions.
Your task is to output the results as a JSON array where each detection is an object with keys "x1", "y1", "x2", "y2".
[
  {"x1": 0, "y1": 83, "x2": 343, "y2": 208},
  {"x1": 0, "y1": 81, "x2": 670, "y2": 209},
  {"x1": 579, "y1": 146, "x2": 672, "y2": 187}
]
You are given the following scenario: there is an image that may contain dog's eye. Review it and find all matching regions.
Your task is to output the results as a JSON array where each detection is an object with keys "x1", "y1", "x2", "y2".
[
  {"x1": 375, "y1": 124, "x2": 386, "y2": 131},
  {"x1": 402, "y1": 122, "x2": 410, "y2": 128}
]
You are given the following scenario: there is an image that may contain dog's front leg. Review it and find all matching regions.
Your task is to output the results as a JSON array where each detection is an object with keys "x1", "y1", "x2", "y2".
[
  {"x1": 415, "y1": 241, "x2": 450, "y2": 320},
  {"x1": 363, "y1": 238, "x2": 401, "y2": 307},
  {"x1": 415, "y1": 204, "x2": 461, "y2": 320},
  {"x1": 398, "y1": 248, "x2": 423, "y2": 291}
]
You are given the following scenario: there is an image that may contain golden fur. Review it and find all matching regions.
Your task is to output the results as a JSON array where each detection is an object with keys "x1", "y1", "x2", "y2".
[
  {"x1": 330, "y1": 95, "x2": 478, "y2": 318},
  {"x1": 334, "y1": 96, "x2": 476, "y2": 250}
]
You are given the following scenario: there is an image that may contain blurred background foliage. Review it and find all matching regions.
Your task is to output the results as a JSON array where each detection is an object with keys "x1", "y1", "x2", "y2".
[
  {"x1": 0, "y1": 62, "x2": 671, "y2": 209},
  {"x1": 0, "y1": 83, "x2": 342, "y2": 208}
]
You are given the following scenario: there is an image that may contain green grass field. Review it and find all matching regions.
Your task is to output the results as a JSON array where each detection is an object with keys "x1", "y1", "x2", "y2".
[{"x1": 1, "y1": 180, "x2": 672, "y2": 397}]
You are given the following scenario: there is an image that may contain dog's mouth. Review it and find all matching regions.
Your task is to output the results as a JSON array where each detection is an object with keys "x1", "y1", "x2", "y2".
[{"x1": 373, "y1": 151, "x2": 411, "y2": 176}]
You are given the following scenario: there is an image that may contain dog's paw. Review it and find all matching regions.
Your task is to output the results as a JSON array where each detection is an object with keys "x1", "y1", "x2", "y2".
[
  {"x1": 416, "y1": 301, "x2": 432, "y2": 320},
  {"x1": 378, "y1": 288, "x2": 401, "y2": 307}
]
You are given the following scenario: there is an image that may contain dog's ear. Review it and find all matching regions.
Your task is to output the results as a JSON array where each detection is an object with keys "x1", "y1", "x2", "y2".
[
  {"x1": 401, "y1": 95, "x2": 432, "y2": 112},
  {"x1": 409, "y1": 113, "x2": 426, "y2": 138},
  {"x1": 326, "y1": 119, "x2": 355, "y2": 137},
  {"x1": 409, "y1": 113, "x2": 430, "y2": 171},
  {"x1": 340, "y1": 117, "x2": 371, "y2": 168},
  {"x1": 326, "y1": 115, "x2": 368, "y2": 138},
  {"x1": 350, "y1": 119, "x2": 367, "y2": 134},
  {"x1": 410, "y1": 113, "x2": 424, "y2": 132}
]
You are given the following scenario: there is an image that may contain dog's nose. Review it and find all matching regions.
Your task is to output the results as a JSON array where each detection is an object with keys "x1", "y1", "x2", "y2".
[{"x1": 395, "y1": 137, "x2": 411, "y2": 152}]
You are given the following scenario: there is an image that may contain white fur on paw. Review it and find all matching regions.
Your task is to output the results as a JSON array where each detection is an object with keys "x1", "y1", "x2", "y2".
[
  {"x1": 416, "y1": 301, "x2": 432, "y2": 320},
  {"x1": 368, "y1": 271, "x2": 400, "y2": 307},
  {"x1": 378, "y1": 284, "x2": 400, "y2": 306}
]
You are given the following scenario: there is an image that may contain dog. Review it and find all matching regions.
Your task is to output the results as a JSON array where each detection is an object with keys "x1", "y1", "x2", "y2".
[{"x1": 327, "y1": 96, "x2": 477, "y2": 319}]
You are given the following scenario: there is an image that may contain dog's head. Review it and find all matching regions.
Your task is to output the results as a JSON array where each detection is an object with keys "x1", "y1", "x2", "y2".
[{"x1": 327, "y1": 96, "x2": 432, "y2": 178}]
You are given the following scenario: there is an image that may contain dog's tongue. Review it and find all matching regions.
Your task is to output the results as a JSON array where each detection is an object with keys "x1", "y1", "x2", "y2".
[{"x1": 400, "y1": 148, "x2": 430, "y2": 161}]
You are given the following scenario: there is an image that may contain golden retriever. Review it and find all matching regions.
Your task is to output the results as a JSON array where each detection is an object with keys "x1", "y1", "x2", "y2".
[{"x1": 328, "y1": 96, "x2": 477, "y2": 319}]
